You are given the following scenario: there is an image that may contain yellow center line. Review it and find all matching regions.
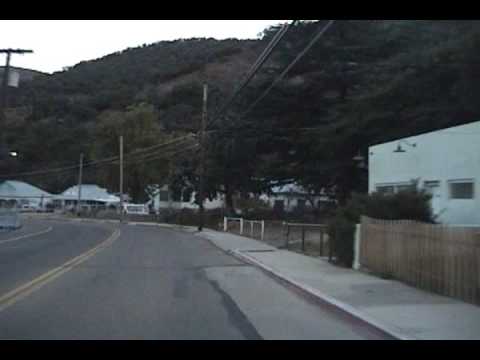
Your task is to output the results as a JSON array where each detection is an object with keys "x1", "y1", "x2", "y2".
[
  {"x1": 0, "y1": 226, "x2": 53, "y2": 245},
  {"x1": 0, "y1": 228, "x2": 121, "y2": 313}
]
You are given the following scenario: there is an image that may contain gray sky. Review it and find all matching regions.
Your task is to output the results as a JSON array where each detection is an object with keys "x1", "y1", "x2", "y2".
[{"x1": 0, "y1": 20, "x2": 287, "y2": 74}]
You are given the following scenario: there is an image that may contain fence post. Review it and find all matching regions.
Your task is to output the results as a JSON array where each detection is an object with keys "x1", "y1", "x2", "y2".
[
  {"x1": 301, "y1": 226, "x2": 306, "y2": 253},
  {"x1": 329, "y1": 228, "x2": 336, "y2": 263},
  {"x1": 320, "y1": 228, "x2": 324, "y2": 257},
  {"x1": 353, "y1": 223, "x2": 361, "y2": 270},
  {"x1": 240, "y1": 218, "x2": 244, "y2": 235},
  {"x1": 250, "y1": 221, "x2": 254, "y2": 237},
  {"x1": 261, "y1": 220, "x2": 265, "y2": 242},
  {"x1": 285, "y1": 223, "x2": 290, "y2": 249},
  {"x1": 223, "y1": 217, "x2": 228, "y2": 232}
]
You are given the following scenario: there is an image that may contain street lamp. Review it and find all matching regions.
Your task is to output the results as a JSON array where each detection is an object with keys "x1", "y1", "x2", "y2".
[{"x1": 353, "y1": 151, "x2": 367, "y2": 169}]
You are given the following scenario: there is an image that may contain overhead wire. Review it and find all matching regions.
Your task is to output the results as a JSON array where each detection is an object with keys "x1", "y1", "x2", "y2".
[
  {"x1": 0, "y1": 134, "x2": 197, "y2": 179},
  {"x1": 4, "y1": 140, "x2": 200, "y2": 184},
  {"x1": 206, "y1": 20, "x2": 298, "y2": 130},
  {"x1": 239, "y1": 20, "x2": 336, "y2": 119}
]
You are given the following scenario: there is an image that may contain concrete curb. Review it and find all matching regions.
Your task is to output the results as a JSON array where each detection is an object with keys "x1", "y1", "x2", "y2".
[{"x1": 232, "y1": 249, "x2": 416, "y2": 341}]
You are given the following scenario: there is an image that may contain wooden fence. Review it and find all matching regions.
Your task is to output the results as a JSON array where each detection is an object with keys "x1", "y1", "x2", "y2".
[{"x1": 360, "y1": 216, "x2": 480, "y2": 305}]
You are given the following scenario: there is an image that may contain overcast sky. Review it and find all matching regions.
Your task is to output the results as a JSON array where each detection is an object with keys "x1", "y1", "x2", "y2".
[{"x1": 0, "y1": 20, "x2": 287, "y2": 74}]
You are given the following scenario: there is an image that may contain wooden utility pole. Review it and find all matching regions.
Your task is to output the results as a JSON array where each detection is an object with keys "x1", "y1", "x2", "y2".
[
  {"x1": 198, "y1": 83, "x2": 208, "y2": 231},
  {"x1": 1, "y1": 49, "x2": 33, "y2": 115},
  {"x1": 0, "y1": 49, "x2": 33, "y2": 159},
  {"x1": 1, "y1": 52, "x2": 12, "y2": 116},
  {"x1": 119, "y1": 135, "x2": 124, "y2": 222},
  {"x1": 76, "y1": 153, "x2": 84, "y2": 216}
]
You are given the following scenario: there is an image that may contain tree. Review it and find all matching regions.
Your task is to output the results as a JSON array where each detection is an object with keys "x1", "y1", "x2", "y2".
[{"x1": 92, "y1": 103, "x2": 174, "y2": 202}]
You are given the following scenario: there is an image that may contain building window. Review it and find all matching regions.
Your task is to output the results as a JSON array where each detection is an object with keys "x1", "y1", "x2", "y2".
[
  {"x1": 376, "y1": 185, "x2": 395, "y2": 195},
  {"x1": 159, "y1": 190, "x2": 169, "y2": 202},
  {"x1": 449, "y1": 180, "x2": 474, "y2": 199},
  {"x1": 376, "y1": 183, "x2": 416, "y2": 195},
  {"x1": 424, "y1": 180, "x2": 440, "y2": 188},
  {"x1": 396, "y1": 184, "x2": 416, "y2": 193}
]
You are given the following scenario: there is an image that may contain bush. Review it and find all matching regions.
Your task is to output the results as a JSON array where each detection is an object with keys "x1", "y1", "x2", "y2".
[
  {"x1": 328, "y1": 188, "x2": 434, "y2": 267},
  {"x1": 327, "y1": 213, "x2": 355, "y2": 267}
]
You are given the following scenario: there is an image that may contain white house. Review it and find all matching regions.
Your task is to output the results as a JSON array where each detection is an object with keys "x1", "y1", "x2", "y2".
[
  {"x1": 259, "y1": 183, "x2": 333, "y2": 212},
  {"x1": 368, "y1": 121, "x2": 480, "y2": 225},
  {"x1": 0, "y1": 180, "x2": 54, "y2": 209},
  {"x1": 55, "y1": 184, "x2": 120, "y2": 209},
  {"x1": 148, "y1": 185, "x2": 224, "y2": 213}
]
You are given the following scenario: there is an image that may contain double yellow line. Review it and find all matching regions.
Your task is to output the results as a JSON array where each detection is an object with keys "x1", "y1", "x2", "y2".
[{"x1": 0, "y1": 228, "x2": 121, "y2": 313}]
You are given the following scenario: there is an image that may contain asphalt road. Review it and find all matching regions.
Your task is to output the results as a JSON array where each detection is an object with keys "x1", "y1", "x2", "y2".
[{"x1": 0, "y1": 217, "x2": 392, "y2": 340}]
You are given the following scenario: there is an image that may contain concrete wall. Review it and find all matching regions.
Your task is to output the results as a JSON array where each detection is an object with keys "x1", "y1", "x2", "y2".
[{"x1": 368, "y1": 121, "x2": 480, "y2": 225}]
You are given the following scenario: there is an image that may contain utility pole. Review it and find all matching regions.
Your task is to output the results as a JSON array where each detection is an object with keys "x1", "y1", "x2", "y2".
[
  {"x1": 198, "y1": 83, "x2": 208, "y2": 231},
  {"x1": 76, "y1": 153, "x2": 84, "y2": 216},
  {"x1": 119, "y1": 135, "x2": 124, "y2": 223},
  {"x1": 0, "y1": 49, "x2": 33, "y2": 159}
]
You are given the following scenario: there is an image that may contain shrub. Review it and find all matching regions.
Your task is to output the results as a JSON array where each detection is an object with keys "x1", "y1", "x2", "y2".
[{"x1": 327, "y1": 212, "x2": 355, "y2": 267}]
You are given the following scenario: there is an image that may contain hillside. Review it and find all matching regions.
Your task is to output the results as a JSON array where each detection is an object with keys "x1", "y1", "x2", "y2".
[{"x1": 1, "y1": 20, "x2": 480, "y2": 204}]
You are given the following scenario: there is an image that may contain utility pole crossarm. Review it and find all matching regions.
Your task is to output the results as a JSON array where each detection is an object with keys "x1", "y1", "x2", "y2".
[{"x1": 0, "y1": 49, "x2": 34, "y2": 54}]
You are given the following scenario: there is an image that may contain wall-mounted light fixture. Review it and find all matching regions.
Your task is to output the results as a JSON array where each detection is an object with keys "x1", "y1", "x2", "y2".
[
  {"x1": 394, "y1": 139, "x2": 416, "y2": 153},
  {"x1": 353, "y1": 151, "x2": 367, "y2": 169}
]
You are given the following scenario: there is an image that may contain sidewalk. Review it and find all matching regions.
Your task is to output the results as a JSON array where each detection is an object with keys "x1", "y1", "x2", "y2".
[{"x1": 197, "y1": 229, "x2": 480, "y2": 340}]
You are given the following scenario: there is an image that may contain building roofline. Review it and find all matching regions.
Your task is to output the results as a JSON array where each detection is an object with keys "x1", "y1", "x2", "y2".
[{"x1": 369, "y1": 120, "x2": 480, "y2": 149}]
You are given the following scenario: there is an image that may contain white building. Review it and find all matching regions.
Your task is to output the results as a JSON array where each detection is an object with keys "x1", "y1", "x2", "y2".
[
  {"x1": 368, "y1": 121, "x2": 480, "y2": 225},
  {"x1": 55, "y1": 184, "x2": 120, "y2": 209},
  {"x1": 0, "y1": 180, "x2": 54, "y2": 209},
  {"x1": 148, "y1": 185, "x2": 224, "y2": 213},
  {"x1": 259, "y1": 183, "x2": 332, "y2": 212}
]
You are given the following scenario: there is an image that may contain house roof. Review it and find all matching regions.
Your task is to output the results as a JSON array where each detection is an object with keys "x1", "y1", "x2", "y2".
[
  {"x1": 268, "y1": 182, "x2": 330, "y2": 198},
  {"x1": 57, "y1": 184, "x2": 120, "y2": 203},
  {"x1": 271, "y1": 183, "x2": 306, "y2": 194},
  {"x1": 0, "y1": 180, "x2": 53, "y2": 198}
]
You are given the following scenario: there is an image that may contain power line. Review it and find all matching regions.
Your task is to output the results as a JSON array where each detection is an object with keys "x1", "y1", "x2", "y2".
[
  {"x1": 3, "y1": 141, "x2": 200, "y2": 183},
  {"x1": 207, "y1": 20, "x2": 297, "y2": 130},
  {"x1": 124, "y1": 143, "x2": 200, "y2": 165},
  {"x1": 240, "y1": 20, "x2": 336, "y2": 119},
  {"x1": 0, "y1": 134, "x2": 196, "y2": 179}
]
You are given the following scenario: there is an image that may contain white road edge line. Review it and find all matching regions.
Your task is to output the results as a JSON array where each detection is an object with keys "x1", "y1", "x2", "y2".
[{"x1": 0, "y1": 226, "x2": 53, "y2": 245}]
